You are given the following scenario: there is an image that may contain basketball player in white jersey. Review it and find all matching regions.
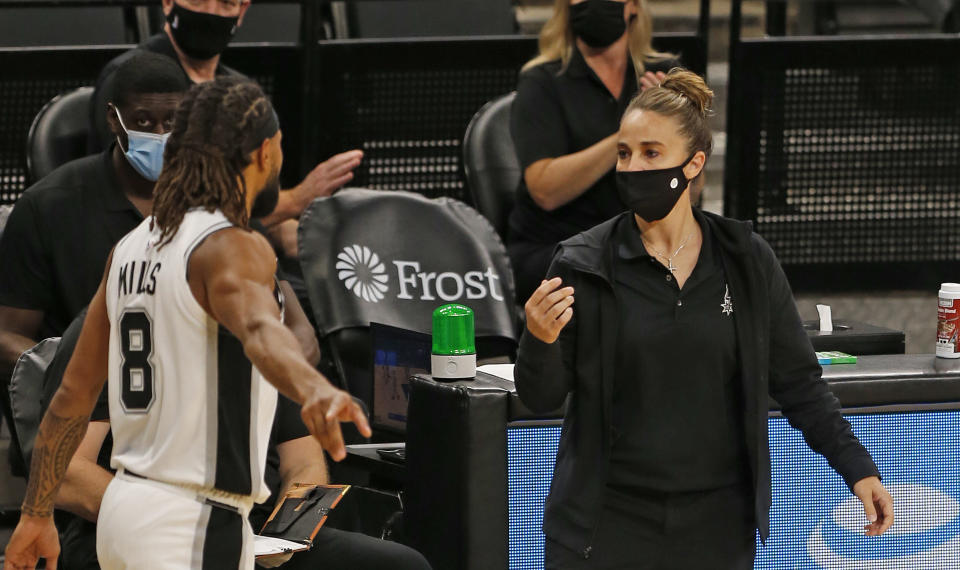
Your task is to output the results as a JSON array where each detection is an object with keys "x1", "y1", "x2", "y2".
[{"x1": 4, "y1": 77, "x2": 371, "y2": 570}]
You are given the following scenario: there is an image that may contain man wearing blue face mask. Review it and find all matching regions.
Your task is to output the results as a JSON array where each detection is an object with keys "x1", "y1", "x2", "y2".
[
  {"x1": 0, "y1": 53, "x2": 188, "y2": 392},
  {"x1": 112, "y1": 106, "x2": 169, "y2": 183},
  {"x1": 89, "y1": 0, "x2": 364, "y2": 233}
]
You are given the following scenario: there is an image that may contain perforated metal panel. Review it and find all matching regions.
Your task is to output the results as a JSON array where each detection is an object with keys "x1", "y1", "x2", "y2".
[
  {"x1": 725, "y1": 37, "x2": 960, "y2": 290},
  {"x1": 0, "y1": 47, "x2": 123, "y2": 205},
  {"x1": 340, "y1": 68, "x2": 520, "y2": 201},
  {"x1": 313, "y1": 38, "x2": 537, "y2": 203}
]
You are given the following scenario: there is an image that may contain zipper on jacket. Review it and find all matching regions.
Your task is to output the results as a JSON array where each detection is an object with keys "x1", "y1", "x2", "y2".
[{"x1": 582, "y1": 520, "x2": 602, "y2": 559}]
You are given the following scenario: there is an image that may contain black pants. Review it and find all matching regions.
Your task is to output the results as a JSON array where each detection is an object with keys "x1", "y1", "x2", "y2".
[
  {"x1": 545, "y1": 483, "x2": 756, "y2": 570},
  {"x1": 278, "y1": 527, "x2": 431, "y2": 570}
]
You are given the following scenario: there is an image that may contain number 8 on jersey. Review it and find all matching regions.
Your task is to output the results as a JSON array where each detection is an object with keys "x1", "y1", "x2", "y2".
[{"x1": 119, "y1": 309, "x2": 155, "y2": 412}]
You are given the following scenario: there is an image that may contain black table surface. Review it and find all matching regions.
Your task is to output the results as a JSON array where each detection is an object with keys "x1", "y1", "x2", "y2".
[{"x1": 803, "y1": 319, "x2": 905, "y2": 355}]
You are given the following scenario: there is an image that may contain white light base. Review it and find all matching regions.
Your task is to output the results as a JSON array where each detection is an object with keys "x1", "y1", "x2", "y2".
[{"x1": 431, "y1": 353, "x2": 477, "y2": 380}]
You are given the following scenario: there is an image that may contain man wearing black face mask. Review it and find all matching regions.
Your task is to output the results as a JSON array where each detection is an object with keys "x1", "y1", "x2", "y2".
[
  {"x1": 89, "y1": 0, "x2": 364, "y2": 232},
  {"x1": 89, "y1": 0, "x2": 249, "y2": 155}
]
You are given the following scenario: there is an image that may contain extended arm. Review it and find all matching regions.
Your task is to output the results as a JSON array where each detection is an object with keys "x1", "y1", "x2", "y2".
[
  {"x1": 762, "y1": 240, "x2": 878, "y2": 486},
  {"x1": 189, "y1": 228, "x2": 369, "y2": 460},
  {"x1": 257, "y1": 150, "x2": 364, "y2": 228},
  {"x1": 760, "y1": 238, "x2": 892, "y2": 535}
]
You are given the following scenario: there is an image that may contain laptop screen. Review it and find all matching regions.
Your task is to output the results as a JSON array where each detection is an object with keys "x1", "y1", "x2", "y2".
[{"x1": 370, "y1": 322, "x2": 431, "y2": 433}]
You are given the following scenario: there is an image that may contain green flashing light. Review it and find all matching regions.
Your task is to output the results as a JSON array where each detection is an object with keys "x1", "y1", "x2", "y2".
[{"x1": 432, "y1": 304, "x2": 476, "y2": 356}]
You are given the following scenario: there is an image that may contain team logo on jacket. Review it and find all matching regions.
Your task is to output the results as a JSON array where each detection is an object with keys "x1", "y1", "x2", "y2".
[
  {"x1": 721, "y1": 284, "x2": 734, "y2": 316},
  {"x1": 337, "y1": 245, "x2": 389, "y2": 303}
]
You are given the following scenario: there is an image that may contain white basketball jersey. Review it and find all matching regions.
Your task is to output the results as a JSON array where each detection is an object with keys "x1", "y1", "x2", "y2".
[{"x1": 105, "y1": 209, "x2": 278, "y2": 503}]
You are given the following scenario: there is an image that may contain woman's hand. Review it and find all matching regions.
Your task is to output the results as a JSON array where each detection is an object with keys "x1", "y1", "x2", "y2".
[
  {"x1": 640, "y1": 70, "x2": 667, "y2": 91},
  {"x1": 525, "y1": 277, "x2": 574, "y2": 344},
  {"x1": 852, "y1": 476, "x2": 894, "y2": 536}
]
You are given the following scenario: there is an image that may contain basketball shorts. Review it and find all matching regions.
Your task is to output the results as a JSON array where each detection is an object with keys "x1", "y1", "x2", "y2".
[{"x1": 96, "y1": 470, "x2": 255, "y2": 570}]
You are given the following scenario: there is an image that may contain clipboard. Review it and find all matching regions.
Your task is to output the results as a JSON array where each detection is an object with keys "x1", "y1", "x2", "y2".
[{"x1": 255, "y1": 483, "x2": 350, "y2": 558}]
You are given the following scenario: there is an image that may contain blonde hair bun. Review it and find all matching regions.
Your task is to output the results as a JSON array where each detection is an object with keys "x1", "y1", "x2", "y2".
[{"x1": 659, "y1": 68, "x2": 714, "y2": 118}]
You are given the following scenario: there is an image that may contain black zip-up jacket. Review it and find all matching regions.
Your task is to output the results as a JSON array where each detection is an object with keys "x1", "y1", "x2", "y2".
[{"x1": 514, "y1": 210, "x2": 880, "y2": 560}]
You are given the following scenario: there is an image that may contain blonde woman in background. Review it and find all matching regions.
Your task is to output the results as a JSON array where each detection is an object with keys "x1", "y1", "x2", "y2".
[{"x1": 507, "y1": 0, "x2": 678, "y2": 302}]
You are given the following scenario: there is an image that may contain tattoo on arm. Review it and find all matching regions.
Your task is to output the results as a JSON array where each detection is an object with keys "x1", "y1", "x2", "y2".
[{"x1": 22, "y1": 411, "x2": 89, "y2": 517}]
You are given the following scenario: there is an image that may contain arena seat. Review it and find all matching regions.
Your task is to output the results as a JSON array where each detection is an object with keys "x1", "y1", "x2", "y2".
[
  {"x1": 0, "y1": 205, "x2": 12, "y2": 239},
  {"x1": 7, "y1": 338, "x2": 60, "y2": 473},
  {"x1": 26, "y1": 87, "x2": 94, "y2": 185},
  {"x1": 297, "y1": 188, "x2": 519, "y2": 414},
  {"x1": 462, "y1": 92, "x2": 518, "y2": 240}
]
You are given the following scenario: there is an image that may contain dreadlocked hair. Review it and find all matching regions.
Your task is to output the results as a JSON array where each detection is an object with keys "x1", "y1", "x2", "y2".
[{"x1": 152, "y1": 76, "x2": 275, "y2": 247}]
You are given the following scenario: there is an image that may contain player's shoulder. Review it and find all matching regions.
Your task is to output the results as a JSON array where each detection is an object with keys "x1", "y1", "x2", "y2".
[{"x1": 193, "y1": 225, "x2": 276, "y2": 276}]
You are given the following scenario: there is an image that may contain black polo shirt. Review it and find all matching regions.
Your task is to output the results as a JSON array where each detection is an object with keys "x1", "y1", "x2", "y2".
[
  {"x1": 508, "y1": 48, "x2": 677, "y2": 246},
  {"x1": 0, "y1": 149, "x2": 142, "y2": 339},
  {"x1": 607, "y1": 211, "x2": 749, "y2": 493},
  {"x1": 89, "y1": 33, "x2": 242, "y2": 152}
]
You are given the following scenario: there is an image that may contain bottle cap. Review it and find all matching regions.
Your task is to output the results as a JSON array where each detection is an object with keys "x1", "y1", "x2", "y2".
[
  {"x1": 941, "y1": 283, "x2": 960, "y2": 293},
  {"x1": 432, "y1": 304, "x2": 475, "y2": 356}
]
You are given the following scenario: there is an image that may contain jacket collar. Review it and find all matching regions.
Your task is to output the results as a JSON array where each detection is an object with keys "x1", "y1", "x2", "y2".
[{"x1": 555, "y1": 208, "x2": 754, "y2": 282}]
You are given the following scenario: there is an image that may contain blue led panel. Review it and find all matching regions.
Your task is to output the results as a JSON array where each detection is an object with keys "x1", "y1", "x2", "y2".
[
  {"x1": 507, "y1": 410, "x2": 960, "y2": 570},
  {"x1": 760, "y1": 410, "x2": 960, "y2": 568},
  {"x1": 507, "y1": 424, "x2": 562, "y2": 570}
]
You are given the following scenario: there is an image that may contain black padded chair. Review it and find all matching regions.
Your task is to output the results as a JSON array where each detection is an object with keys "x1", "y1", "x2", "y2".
[
  {"x1": 8, "y1": 337, "x2": 60, "y2": 472},
  {"x1": 462, "y1": 92, "x2": 518, "y2": 240},
  {"x1": 0, "y1": 204, "x2": 13, "y2": 239},
  {"x1": 298, "y1": 188, "x2": 519, "y2": 415},
  {"x1": 26, "y1": 86, "x2": 95, "y2": 184}
]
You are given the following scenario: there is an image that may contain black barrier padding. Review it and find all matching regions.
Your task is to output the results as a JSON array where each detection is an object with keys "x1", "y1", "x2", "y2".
[
  {"x1": 309, "y1": 34, "x2": 706, "y2": 204},
  {"x1": 405, "y1": 375, "x2": 510, "y2": 570},
  {"x1": 0, "y1": 44, "x2": 303, "y2": 205},
  {"x1": 724, "y1": 36, "x2": 960, "y2": 291}
]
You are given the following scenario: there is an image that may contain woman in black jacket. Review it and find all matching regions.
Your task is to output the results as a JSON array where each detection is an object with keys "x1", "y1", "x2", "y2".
[{"x1": 514, "y1": 69, "x2": 894, "y2": 569}]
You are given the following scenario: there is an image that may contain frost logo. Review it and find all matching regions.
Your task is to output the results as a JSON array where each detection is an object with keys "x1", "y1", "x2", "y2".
[
  {"x1": 807, "y1": 483, "x2": 960, "y2": 568},
  {"x1": 337, "y1": 245, "x2": 389, "y2": 303}
]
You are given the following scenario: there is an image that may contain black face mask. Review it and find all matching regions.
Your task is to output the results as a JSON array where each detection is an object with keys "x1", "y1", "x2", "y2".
[
  {"x1": 166, "y1": 2, "x2": 238, "y2": 61},
  {"x1": 250, "y1": 170, "x2": 281, "y2": 219},
  {"x1": 570, "y1": 0, "x2": 627, "y2": 49},
  {"x1": 616, "y1": 153, "x2": 696, "y2": 222}
]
